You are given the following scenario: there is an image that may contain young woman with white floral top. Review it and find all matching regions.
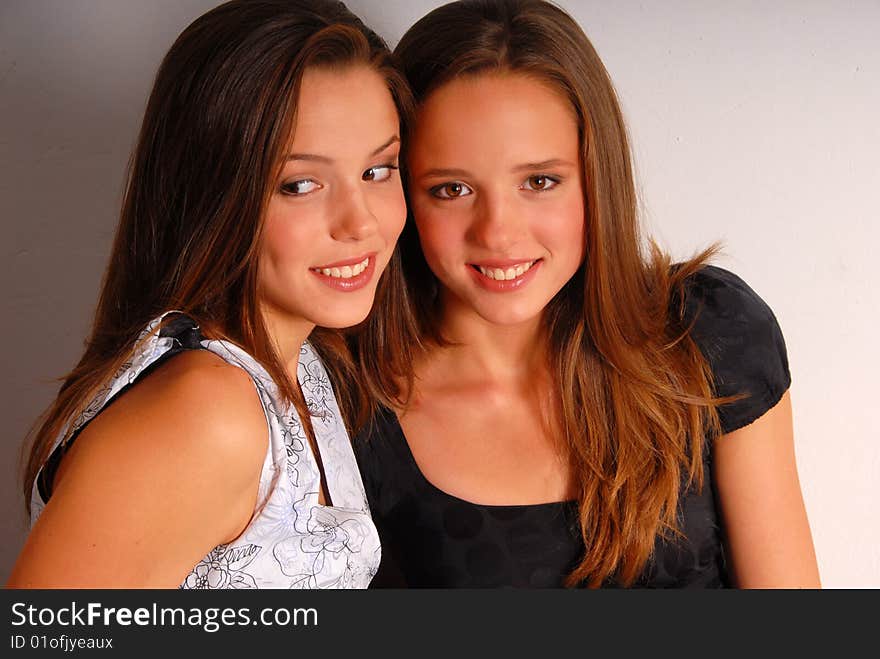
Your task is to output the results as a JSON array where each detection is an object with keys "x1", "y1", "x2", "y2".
[{"x1": 8, "y1": 0, "x2": 411, "y2": 589}]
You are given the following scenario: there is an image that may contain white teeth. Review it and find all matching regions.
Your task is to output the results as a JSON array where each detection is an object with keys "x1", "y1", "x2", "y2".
[
  {"x1": 314, "y1": 257, "x2": 370, "y2": 279},
  {"x1": 477, "y1": 260, "x2": 536, "y2": 280}
]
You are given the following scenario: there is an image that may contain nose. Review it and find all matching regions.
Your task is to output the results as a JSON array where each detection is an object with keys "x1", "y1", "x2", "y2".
[
  {"x1": 466, "y1": 190, "x2": 526, "y2": 252},
  {"x1": 330, "y1": 186, "x2": 379, "y2": 242}
]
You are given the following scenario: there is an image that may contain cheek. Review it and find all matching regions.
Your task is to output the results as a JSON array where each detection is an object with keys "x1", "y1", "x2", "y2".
[
  {"x1": 260, "y1": 209, "x2": 311, "y2": 271},
  {"x1": 260, "y1": 215, "x2": 284, "y2": 266},
  {"x1": 542, "y1": 193, "x2": 586, "y2": 263},
  {"x1": 360, "y1": 183, "x2": 407, "y2": 251},
  {"x1": 412, "y1": 207, "x2": 457, "y2": 268},
  {"x1": 383, "y1": 189, "x2": 408, "y2": 240}
]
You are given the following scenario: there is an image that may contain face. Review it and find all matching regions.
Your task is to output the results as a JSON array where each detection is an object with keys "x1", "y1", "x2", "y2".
[
  {"x1": 259, "y1": 64, "x2": 405, "y2": 337},
  {"x1": 408, "y1": 72, "x2": 585, "y2": 328}
]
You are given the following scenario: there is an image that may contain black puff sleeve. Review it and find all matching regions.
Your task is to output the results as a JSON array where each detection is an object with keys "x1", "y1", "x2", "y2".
[{"x1": 685, "y1": 266, "x2": 792, "y2": 434}]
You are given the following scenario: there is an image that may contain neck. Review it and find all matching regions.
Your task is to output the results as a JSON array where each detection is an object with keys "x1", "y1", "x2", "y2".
[
  {"x1": 260, "y1": 304, "x2": 315, "y2": 379},
  {"x1": 433, "y1": 295, "x2": 548, "y2": 384}
]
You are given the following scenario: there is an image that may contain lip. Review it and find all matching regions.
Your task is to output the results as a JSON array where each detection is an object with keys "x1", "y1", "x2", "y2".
[
  {"x1": 312, "y1": 252, "x2": 376, "y2": 269},
  {"x1": 467, "y1": 258, "x2": 542, "y2": 293},
  {"x1": 310, "y1": 254, "x2": 377, "y2": 292},
  {"x1": 469, "y1": 258, "x2": 539, "y2": 269}
]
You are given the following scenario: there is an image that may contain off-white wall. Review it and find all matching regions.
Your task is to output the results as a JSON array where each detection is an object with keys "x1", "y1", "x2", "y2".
[{"x1": 2, "y1": 0, "x2": 877, "y2": 587}]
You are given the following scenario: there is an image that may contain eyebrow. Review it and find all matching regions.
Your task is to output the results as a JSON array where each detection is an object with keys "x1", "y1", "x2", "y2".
[
  {"x1": 420, "y1": 167, "x2": 472, "y2": 179},
  {"x1": 511, "y1": 158, "x2": 578, "y2": 173},
  {"x1": 420, "y1": 159, "x2": 578, "y2": 179},
  {"x1": 285, "y1": 135, "x2": 400, "y2": 164}
]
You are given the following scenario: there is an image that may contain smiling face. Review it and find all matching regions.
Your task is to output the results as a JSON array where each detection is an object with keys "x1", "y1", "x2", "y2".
[
  {"x1": 258, "y1": 64, "x2": 406, "y2": 339},
  {"x1": 407, "y1": 72, "x2": 586, "y2": 329}
]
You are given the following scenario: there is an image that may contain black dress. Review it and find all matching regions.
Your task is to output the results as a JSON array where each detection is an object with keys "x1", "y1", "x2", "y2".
[{"x1": 354, "y1": 266, "x2": 792, "y2": 588}]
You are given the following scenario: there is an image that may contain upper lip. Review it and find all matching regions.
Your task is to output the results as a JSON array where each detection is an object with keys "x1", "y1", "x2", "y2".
[
  {"x1": 468, "y1": 258, "x2": 540, "y2": 268},
  {"x1": 312, "y1": 252, "x2": 375, "y2": 269}
]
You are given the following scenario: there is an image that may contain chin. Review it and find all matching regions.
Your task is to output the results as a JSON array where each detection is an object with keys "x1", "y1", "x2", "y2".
[
  {"x1": 310, "y1": 305, "x2": 374, "y2": 330},
  {"x1": 470, "y1": 300, "x2": 545, "y2": 328}
]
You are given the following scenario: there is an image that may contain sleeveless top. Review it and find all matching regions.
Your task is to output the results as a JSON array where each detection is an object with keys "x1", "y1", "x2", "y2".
[
  {"x1": 354, "y1": 266, "x2": 792, "y2": 588},
  {"x1": 31, "y1": 313, "x2": 381, "y2": 589}
]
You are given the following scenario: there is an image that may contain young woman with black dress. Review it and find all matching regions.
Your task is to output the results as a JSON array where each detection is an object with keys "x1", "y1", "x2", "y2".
[{"x1": 353, "y1": 0, "x2": 820, "y2": 588}]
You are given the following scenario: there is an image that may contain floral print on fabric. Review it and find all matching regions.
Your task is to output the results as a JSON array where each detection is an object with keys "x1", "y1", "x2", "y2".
[
  {"x1": 184, "y1": 544, "x2": 262, "y2": 589},
  {"x1": 273, "y1": 499, "x2": 373, "y2": 589}
]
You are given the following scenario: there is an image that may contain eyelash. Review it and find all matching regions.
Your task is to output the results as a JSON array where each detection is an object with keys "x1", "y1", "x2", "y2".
[
  {"x1": 363, "y1": 163, "x2": 399, "y2": 183},
  {"x1": 521, "y1": 175, "x2": 561, "y2": 192},
  {"x1": 428, "y1": 174, "x2": 562, "y2": 200},
  {"x1": 281, "y1": 179, "x2": 320, "y2": 196},
  {"x1": 280, "y1": 162, "x2": 399, "y2": 196},
  {"x1": 429, "y1": 181, "x2": 473, "y2": 199}
]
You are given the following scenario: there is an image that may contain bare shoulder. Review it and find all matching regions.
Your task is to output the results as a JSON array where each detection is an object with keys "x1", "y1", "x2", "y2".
[
  {"x1": 8, "y1": 349, "x2": 269, "y2": 588},
  {"x1": 58, "y1": 348, "x2": 269, "y2": 490},
  {"x1": 143, "y1": 349, "x2": 266, "y2": 437},
  {"x1": 145, "y1": 348, "x2": 263, "y2": 415}
]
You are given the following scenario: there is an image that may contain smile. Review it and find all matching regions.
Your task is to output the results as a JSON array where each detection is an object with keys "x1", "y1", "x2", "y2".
[
  {"x1": 310, "y1": 255, "x2": 375, "y2": 291},
  {"x1": 473, "y1": 259, "x2": 539, "y2": 281},
  {"x1": 468, "y1": 258, "x2": 543, "y2": 292},
  {"x1": 311, "y1": 256, "x2": 370, "y2": 279}
]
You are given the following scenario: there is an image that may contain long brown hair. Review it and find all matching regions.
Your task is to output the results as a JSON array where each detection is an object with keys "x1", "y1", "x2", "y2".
[
  {"x1": 356, "y1": 0, "x2": 725, "y2": 587},
  {"x1": 23, "y1": 0, "x2": 412, "y2": 510}
]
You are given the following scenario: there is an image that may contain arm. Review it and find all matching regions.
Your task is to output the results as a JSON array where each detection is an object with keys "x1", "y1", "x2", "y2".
[
  {"x1": 713, "y1": 390, "x2": 821, "y2": 588},
  {"x1": 7, "y1": 351, "x2": 268, "y2": 588}
]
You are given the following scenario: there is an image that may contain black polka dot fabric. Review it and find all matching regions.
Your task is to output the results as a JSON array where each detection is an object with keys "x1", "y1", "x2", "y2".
[{"x1": 355, "y1": 266, "x2": 791, "y2": 588}]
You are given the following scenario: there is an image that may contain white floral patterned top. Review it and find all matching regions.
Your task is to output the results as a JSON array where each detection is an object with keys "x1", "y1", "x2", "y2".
[{"x1": 31, "y1": 313, "x2": 381, "y2": 589}]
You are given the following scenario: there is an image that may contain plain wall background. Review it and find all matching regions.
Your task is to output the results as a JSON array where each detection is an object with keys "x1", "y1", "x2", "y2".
[{"x1": 1, "y1": 0, "x2": 877, "y2": 587}]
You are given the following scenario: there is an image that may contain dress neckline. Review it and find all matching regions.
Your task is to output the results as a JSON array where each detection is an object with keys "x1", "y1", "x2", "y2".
[{"x1": 378, "y1": 406, "x2": 579, "y2": 511}]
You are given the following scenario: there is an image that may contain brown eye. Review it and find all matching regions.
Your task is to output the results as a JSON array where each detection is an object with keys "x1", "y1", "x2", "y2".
[
  {"x1": 430, "y1": 181, "x2": 473, "y2": 199},
  {"x1": 281, "y1": 178, "x2": 321, "y2": 195},
  {"x1": 363, "y1": 164, "x2": 397, "y2": 182},
  {"x1": 522, "y1": 175, "x2": 560, "y2": 192}
]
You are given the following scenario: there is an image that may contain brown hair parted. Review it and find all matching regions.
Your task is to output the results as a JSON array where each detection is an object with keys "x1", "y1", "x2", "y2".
[
  {"x1": 23, "y1": 0, "x2": 412, "y2": 511},
  {"x1": 356, "y1": 0, "x2": 725, "y2": 587}
]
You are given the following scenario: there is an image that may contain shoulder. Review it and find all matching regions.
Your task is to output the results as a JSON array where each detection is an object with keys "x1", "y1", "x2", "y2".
[
  {"x1": 683, "y1": 265, "x2": 777, "y2": 320},
  {"x1": 683, "y1": 266, "x2": 787, "y2": 357},
  {"x1": 145, "y1": 348, "x2": 264, "y2": 422},
  {"x1": 56, "y1": 348, "x2": 269, "y2": 534},
  {"x1": 681, "y1": 265, "x2": 792, "y2": 434},
  {"x1": 11, "y1": 349, "x2": 270, "y2": 586},
  {"x1": 100, "y1": 348, "x2": 267, "y2": 474}
]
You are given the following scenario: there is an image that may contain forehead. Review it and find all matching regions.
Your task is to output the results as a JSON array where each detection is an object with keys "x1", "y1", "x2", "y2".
[
  {"x1": 411, "y1": 72, "x2": 579, "y2": 164},
  {"x1": 289, "y1": 64, "x2": 399, "y2": 153}
]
